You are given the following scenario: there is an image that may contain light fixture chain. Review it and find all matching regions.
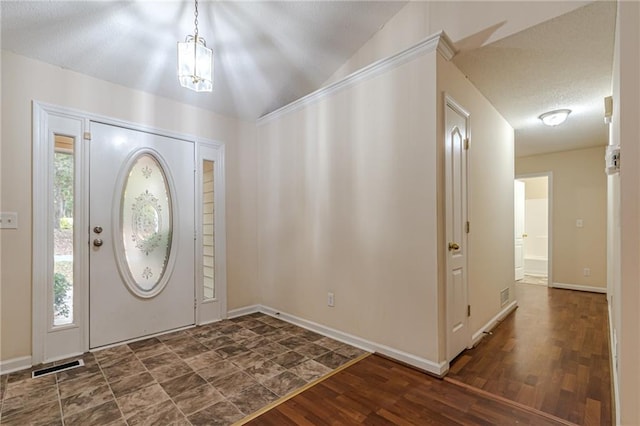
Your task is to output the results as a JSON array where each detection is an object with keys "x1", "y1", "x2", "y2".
[{"x1": 194, "y1": 0, "x2": 199, "y2": 38}]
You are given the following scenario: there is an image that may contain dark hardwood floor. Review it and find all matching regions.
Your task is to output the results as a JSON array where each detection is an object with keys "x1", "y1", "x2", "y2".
[
  {"x1": 448, "y1": 283, "x2": 612, "y2": 425},
  {"x1": 247, "y1": 354, "x2": 569, "y2": 425}
]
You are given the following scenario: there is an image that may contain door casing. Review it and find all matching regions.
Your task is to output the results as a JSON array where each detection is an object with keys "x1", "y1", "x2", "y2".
[
  {"x1": 515, "y1": 172, "x2": 553, "y2": 286},
  {"x1": 515, "y1": 180, "x2": 526, "y2": 280},
  {"x1": 32, "y1": 102, "x2": 227, "y2": 364},
  {"x1": 444, "y1": 95, "x2": 471, "y2": 362}
]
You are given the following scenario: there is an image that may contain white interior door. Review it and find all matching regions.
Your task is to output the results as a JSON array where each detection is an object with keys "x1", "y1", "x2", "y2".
[
  {"x1": 514, "y1": 180, "x2": 525, "y2": 280},
  {"x1": 445, "y1": 97, "x2": 470, "y2": 362},
  {"x1": 89, "y1": 122, "x2": 195, "y2": 348}
]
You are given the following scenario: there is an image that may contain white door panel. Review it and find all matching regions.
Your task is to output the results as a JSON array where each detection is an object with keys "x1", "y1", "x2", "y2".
[
  {"x1": 445, "y1": 97, "x2": 470, "y2": 362},
  {"x1": 89, "y1": 122, "x2": 195, "y2": 348}
]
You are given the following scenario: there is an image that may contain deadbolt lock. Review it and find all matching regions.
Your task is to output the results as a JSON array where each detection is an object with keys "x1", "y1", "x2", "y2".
[{"x1": 94, "y1": 226, "x2": 103, "y2": 234}]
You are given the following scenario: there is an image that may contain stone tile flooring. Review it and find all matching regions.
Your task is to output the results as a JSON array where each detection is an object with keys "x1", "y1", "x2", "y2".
[{"x1": 0, "y1": 313, "x2": 368, "y2": 425}]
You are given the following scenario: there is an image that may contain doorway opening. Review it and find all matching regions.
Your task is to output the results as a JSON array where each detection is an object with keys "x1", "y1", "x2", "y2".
[{"x1": 514, "y1": 174, "x2": 552, "y2": 286}]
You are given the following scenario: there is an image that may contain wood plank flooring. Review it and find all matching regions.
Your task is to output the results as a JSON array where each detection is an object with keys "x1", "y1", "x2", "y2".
[
  {"x1": 448, "y1": 283, "x2": 612, "y2": 425},
  {"x1": 247, "y1": 354, "x2": 569, "y2": 425}
]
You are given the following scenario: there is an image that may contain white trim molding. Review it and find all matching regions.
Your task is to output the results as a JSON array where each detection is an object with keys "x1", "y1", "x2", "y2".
[
  {"x1": 471, "y1": 300, "x2": 518, "y2": 347},
  {"x1": 227, "y1": 305, "x2": 261, "y2": 319},
  {"x1": 257, "y1": 30, "x2": 456, "y2": 125},
  {"x1": 0, "y1": 356, "x2": 32, "y2": 375},
  {"x1": 608, "y1": 302, "x2": 620, "y2": 425},
  {"x1": 231, "y1": 305, "x2": 448, "y2": 377},
  {"x1": 551, "y1": 282, "x2": 607, "y2": 294}
]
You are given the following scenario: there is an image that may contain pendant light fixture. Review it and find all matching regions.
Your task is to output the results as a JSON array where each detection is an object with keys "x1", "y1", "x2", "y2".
[{"x1": 177, "y1": 0, "x2": 213, "y2": 92}]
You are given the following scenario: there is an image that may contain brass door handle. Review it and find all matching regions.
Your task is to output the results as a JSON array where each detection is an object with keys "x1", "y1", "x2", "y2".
[
  {"x1": 522, "y1": 233, "x2": 528, "y2": 238},
  {"x1": 448, "y1": 242, "x2": 460, "y2": 251}
]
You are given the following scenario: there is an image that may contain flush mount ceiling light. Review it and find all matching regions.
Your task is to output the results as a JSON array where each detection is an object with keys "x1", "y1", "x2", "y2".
[
  {"x1": 538, "y1": 109, "x2": 571, "y2": 127},
  {"x1": 177, "y1": 0, "x2": 213, "y2": 92}
]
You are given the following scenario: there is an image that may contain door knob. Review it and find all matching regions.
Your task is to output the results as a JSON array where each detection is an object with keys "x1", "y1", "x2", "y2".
[
  {"x1": 93, "y1": 238, "x2": 103, "y2": 247},
  {"x1": 522, "y1": 233, "x2": 528, "y2": 238},
  {"x1": 94, "y1": 226, "x2": 103, "y2": 234},
  {"x1": 448, "y1": 242, "x2": 460, "y2": 251}
]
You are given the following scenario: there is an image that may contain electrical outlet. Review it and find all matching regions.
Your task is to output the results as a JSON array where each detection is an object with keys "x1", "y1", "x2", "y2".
[
  {"x1": 583, "y1": 268, "x2": 591, "y2": 277},
  {"x1": 0, "y1": 212, "x2": 18, "y2": 229},
  {"x1": 576, "y1": 219, "x2": 583, "y2": 228},
  {"x1": 327, "y1": 292, "x2": 335, "y2": 307}
]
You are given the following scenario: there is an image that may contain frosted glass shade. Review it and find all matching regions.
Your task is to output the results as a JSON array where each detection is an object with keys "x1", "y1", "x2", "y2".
[
  {"x1": 177, "y1": 36, "x2": 213, "y2": 92},
  {"x1": 538, "y1": 109, "x2": 571, "y2": 126}
]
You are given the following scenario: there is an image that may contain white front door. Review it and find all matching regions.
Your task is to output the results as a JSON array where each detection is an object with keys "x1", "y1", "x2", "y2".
[
  {"x1": 89, "y1": 122, "x2": 195, "y2": 348},
  {"x1": 445, "y1": 96, "x2": 470, "y2": 362},
  {"x1": 514, "y1": 180, "x2": 525, "y2": 280}
]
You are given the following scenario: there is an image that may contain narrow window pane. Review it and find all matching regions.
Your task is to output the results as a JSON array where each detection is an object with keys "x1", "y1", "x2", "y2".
[
  {"x1": 53, "y1": 135, "x2": 74, "y2": 326},
  {"x1": 203, "y1": 160, "x2": 215, "y2": 300}
]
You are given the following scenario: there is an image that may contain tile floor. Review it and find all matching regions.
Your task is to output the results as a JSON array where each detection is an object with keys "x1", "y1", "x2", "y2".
[{"x1": 0, "y1": 313, "x2": 368, "y2": 425}]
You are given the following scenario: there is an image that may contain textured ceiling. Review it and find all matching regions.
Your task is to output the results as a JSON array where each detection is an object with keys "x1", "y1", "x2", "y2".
[
  {"x1": 1, "y1": 1, "x2": 406, "y2": 120},
  {"x1": 453, "y1": 2, "x2": 616, "y2": 157}
]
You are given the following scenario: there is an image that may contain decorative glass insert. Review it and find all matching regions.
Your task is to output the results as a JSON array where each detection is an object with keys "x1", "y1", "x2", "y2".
[
  {"x1": 202, "y1": 160, "x2": 215, "y2": 300},
  {"x1": 53, "y1": 135, "x2": 74, "y2": 326},
  {"x1": 121, "y1": 153, "x2": 173, "y2": 294}
]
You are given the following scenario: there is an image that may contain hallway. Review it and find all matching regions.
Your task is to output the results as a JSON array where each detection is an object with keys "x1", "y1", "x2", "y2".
[{"x1": 448, "y1": 283, "x2": 612, "y2": 425}]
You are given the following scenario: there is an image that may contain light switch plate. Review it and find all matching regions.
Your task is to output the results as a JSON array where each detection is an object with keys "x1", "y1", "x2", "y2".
[
  {"x1": 0, "y1": 212, "x2": 18, "y2": 229},
  {"x1": 576, "y1": 219, "x2": 583, "y2": 228}
]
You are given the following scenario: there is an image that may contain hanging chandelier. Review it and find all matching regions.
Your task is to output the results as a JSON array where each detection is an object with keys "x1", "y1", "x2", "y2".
[{"x1": 177, "y1": 0, "x2": 213, "y2": 92}]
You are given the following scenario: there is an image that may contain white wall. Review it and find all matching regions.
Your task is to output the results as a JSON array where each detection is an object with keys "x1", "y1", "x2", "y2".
[
  {"x1": 257, "y1": 51, "x2": 441, "y2": 364},
  {"x1": 436, "y1": 55, "x2": 515, "y2": 345},
  {"x1": 610, "y1": 1, "x2": 640, "y2": 424},
  {"x1": 0, "y1": 51, "x2": 260, "y2": 362},
  {"x1": 517, "y1": 147, "x2": 607, "y2": 289}
]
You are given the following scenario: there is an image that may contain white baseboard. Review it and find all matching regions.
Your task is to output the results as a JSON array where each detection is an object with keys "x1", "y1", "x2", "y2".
[
  {"x1": 551, "y1": 282, "x2": 607, "y2": 294},
  {"x1": 608, "y1": 302, "x2": 620, "y2": 426},
  {"x1": 259, "y1": 305, "x2": 448, "y2": 377},
  {"x1": 0, "y1": 355, "x2": 32, "y2": 375},
  {"x1": 471, "y1": 300, "x2": 518, "y2": 347},
  {"x1": 227, "y1": 305, "x2": 261, "y2": 319}
]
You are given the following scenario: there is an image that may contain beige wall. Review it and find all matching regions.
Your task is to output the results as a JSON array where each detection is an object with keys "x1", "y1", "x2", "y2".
[
  {"x1": 524, "y1": 177, "x2": 548, "y2": 200},
  {"x1": 437, "y1": 55, "x2": 515, "y2": 345},
  {"x1": 257, "y1": 52, "x2": 441, "y2": 362},
  {"x1": 325, "y1": 1, "x2": 590, "y2": 86},
  {"x1": 516, "y1": 147, "x2": 607, "y2": 289},
  {"x1": 0, "y1": 51, "x2": 259, "y2": 361}
]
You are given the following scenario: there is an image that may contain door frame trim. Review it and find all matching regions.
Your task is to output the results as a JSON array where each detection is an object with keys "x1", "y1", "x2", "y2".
[
  {"x1": 444, "y1": 94, "x2": 471, "y2": 362},
  {"x1": 195, "y1": 141, "x2": 227, "y2": 325},
  {"x1": 33, "y1": 102, "x2": 89, "y2": 364},
  {"x1": 514, "y1": 172, "x2": 554, "y2": 286},
  {"x1": 32, "y1": 101, "x2": 227, "y2": 363}
]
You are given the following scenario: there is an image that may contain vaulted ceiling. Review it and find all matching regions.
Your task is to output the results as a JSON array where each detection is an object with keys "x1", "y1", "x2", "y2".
[
  {"x1": 1, "y1": 1, "x2": 405, "y2": 120},
  {"x1": 2, "y1": 1, "x2": 616, "y2": 158}
]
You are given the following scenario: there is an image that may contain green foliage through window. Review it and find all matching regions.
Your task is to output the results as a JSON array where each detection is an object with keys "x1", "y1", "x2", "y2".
[{"x1": 54, "y1": 272, "x2": 71, "y2": 317}]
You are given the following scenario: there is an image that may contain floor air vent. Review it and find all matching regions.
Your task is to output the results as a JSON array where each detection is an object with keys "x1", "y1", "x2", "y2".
[
  {"x1": 500, "y1": 288, "x2": 509, "y2": 306},
  {"x1": 32, "y1": 359, "x2": 84, "y2": 378}
]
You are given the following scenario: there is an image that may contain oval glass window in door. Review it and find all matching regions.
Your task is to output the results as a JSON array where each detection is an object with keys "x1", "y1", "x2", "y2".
[{"x1": 120, "y1": 153, "x2": 173, "y2": 296}]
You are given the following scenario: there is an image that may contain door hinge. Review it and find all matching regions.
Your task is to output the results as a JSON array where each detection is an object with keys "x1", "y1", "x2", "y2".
[
  {"x1": 467, "y1": 305, "x2": 471, "y2": 317},
  {"x1": 466, "y1": 221, "x2": 470, "y2": 234},
  {"x1": 83, "y1": 132, "x2": 92, "y2": 141},
  {"x1": 464, "y1": 138, "x2": 469, "y2": 150}
]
